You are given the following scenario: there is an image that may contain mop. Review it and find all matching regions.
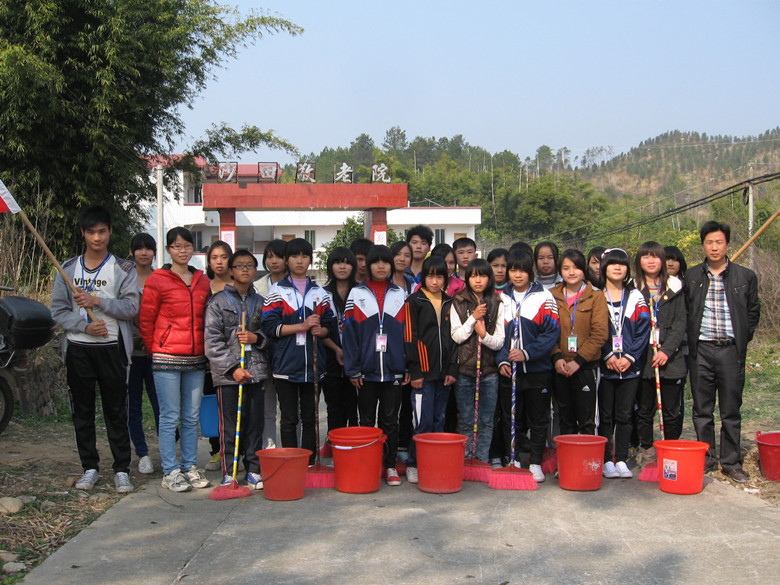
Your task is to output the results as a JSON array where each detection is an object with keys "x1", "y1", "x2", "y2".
[
  {"x1": 210, "y1": 313, "x2": 253, "y2": 500},
  {"x1": 306, "y1": 313, "x2": 336, "y2": 488},
  {"x1": 463, "y1": 340, "x2": 493, "y2": 482},
  {"x1": 489, "y1": 309, "x2": 538, "y2": 490},
  {"x1": 639, "y1": 298, "x2": 664, "y2": 482}
]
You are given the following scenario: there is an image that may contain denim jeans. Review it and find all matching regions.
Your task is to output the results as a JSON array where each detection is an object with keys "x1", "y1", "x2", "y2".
[
  {"x1": 455, "y1": 372, "x2": 499, "y2": 462},
  {"x1": 128, "y1": 355, "x2": 160, "y2": 458},
  {"x1": 154, "y1": 369, "x2": 205, "y2": 475},
  {"x1": 407, "y1": 379, "x2": 450, "y2": 467}
]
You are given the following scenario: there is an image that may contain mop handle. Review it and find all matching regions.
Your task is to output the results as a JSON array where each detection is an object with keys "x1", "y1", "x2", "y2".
[
  {"x1": 650, "y1": 299, "x2": 664, "y2": 435},
  {"x1": 311, "y1": 302, "x2": 321, "y2": 463},
  {"x1": 232, "y1": 313, "x2": 246, "y2": 481},
  {"x1": 510, "y1": 309, "x2": 520, "y2": 464}
]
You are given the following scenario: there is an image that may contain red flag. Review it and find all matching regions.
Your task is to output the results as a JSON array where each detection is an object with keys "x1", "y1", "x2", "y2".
[{"x1": 0, "y1": 178, "x2": 21, "y2": 214}]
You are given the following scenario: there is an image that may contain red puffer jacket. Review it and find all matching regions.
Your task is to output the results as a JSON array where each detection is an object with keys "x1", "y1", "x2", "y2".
[{"x1": 139, "y1": 266, "x2": 210, "y2": 356}]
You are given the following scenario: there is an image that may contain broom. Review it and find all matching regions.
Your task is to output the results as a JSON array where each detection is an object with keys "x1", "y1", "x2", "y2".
[
  {"x1": 489, "y1": 308, "x2": 538, "y2": 490},
  {"x1": 639, "y1": 298, "x2": 664, "y2": 482},
  {"x1": 306, "y1": 308, "x2": 336, "y2": 488},
  {"x1": 463, "y1": 339, "x2": 493, "y2": 482},
  {"x1": 210, "y1": 313, "x2": 253, "y2": 500}
]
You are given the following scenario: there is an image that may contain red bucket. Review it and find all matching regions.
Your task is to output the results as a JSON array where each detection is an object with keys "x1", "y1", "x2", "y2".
[
  {"x1": 756, "y1": 431, "x2": 780, "y2": 481},
  {"x1": 553, "y1": 434, "x2": 608, "y2": 491},
  {"x1": 257, "y1": 448, "x2": 312, "y2": 501},
  {"x1": 413, "y1": 433, "x2": 468, "y2": 494},
  {"x1": 329, "y1": 426, "x2": 386, "y2": 494},
  {"x1": 654, "y1": 439, "x2": 709, "y2": 495}
]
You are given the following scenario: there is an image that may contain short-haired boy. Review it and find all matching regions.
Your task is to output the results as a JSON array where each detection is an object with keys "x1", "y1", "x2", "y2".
[
  {"x1": 205, "y1": 250, "x2": 269, "y2": 489},
  {"x1": 452, "y1": 237, "x2": 477, "y2": 277},
  {"x1": 262, "y1": 238, "x2": 336, "y2": 463},
  {"x1": 406, "y1": 225, "x2": 433, "y2": 282},
  {"x1": 50, "y1": 205, "x2": 139, "y2": 493}
]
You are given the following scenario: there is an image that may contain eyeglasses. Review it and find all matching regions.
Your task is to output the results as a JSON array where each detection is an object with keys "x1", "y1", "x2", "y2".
[
  {"x1": 232, "y1": 264, "x2": 255, "y2": 271},
  {"x1": 169, "y1": 244, "x2": 193, "y2": 252},
  {"x1": 601, "y1": 248, "x2": 628, "y2": 259}
]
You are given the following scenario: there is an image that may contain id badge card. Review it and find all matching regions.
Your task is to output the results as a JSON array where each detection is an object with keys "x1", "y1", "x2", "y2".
[
  {"x1": 612, "y1": 336, "x2": 624, "y2": 353},
  {"x1": 244, "y1": 343, "x2": 252, "y2": 352},
  {"x1": 567, "y1": 335, "x2": 578, "y2": 353},
  {"x1": 296, "y1": 331, "x2": 307, "y2": 346},
  {"x1": 375, "y1": 333, "x2": 388, "y2": 352},
  {"x1": 652, "y1": 329, "x2": 660, "y2": 346}
]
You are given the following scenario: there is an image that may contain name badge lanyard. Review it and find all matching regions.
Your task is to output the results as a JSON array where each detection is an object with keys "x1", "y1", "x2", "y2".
[
  {"x1": 79, "y1": 253, "x2": 110, "y2": 322},
  {"x1": 511, "y1": 287, "x2": 531, "y2": 384},
  {"x1": 650, "y1": 296, "x2": 659, "y2": 348},
  {"x1": 293, "y1": 282, "x2": 309, "y2": 347},
  {"x1": 605, "y1": 287, "x2": 626, "y2": 353},
  {"x1": 564, "y1": 284, "x2": 583, "y2": 352},
  {"x1": 368, "y1": 282, "x2": 388, "y2": 352}
]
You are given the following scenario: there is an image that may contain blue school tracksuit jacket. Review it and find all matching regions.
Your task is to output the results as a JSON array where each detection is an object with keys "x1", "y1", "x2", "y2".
[
  {"x1": 261, "y1": 277, "x2": 336, "y2": 384},
  {"x1": 342, "y1": 281, "x2": 407, "y2": 383},
  {"x1": 497, "y1": 284, "x2": 561, "y2": 374},
  {"x1": 600, "y1": 287, "x2": 651, "y2": 380}
]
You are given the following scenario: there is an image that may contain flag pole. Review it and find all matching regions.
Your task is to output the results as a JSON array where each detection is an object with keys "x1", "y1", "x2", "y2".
[{"x1": 16, "y1": 209, "x2": 98, "y2": 322}]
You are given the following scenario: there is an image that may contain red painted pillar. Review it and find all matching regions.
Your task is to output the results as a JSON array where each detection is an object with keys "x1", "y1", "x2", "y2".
[
  {"x1": 218, "y1": 208, "x2": 237, "y2": 251},
  {"x1": 365, "y1": 208, "x2": 388, "y2": 245}
]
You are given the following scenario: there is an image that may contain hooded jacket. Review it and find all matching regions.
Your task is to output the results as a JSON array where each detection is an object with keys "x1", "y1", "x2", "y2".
[
  {"x1": 138, "y1": 265, "x2": 210, "y2": 358},
  {"x1": 497, "y1": 283, "x2": 560, "y2": 374},
  {"x1": 204, "y1": 285, "x2": 269, "y2": 387},
  {"x1": 261, "y1": 276, "x2": 336, "y2": 383},
  {"x1": 343, "y1": 280, "x2": 407, "y2": 382}
]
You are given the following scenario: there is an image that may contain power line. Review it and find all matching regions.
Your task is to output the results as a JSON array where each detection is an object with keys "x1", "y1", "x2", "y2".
[{"x1": 556, "y1": 171, "x2": 780, "y2": 246}]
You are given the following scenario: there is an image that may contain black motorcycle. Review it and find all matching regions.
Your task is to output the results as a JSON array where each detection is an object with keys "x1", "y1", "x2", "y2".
[{"x1": 0, "y1": 286, "x2": 55, "y2": 434}]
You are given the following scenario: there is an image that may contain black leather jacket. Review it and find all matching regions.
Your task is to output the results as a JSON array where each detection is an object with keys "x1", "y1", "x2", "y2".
[{"x1": 684, "y1": 259, "x2": 760, "y2": 364}]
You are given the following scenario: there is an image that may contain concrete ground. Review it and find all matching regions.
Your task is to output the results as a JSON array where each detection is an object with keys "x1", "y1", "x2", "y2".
[{"x1": 20, "y1": 443, "x2": 780, "y2": 585}]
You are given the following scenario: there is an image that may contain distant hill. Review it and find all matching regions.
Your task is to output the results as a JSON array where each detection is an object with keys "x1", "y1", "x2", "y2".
[{"x1": 579, "y1": 128, "x2": 780, "y2": 198}]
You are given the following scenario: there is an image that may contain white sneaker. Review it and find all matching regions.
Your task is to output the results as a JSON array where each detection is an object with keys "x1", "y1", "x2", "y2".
[
  {"x1": 529, "y1": 464, "x2": 545, "y2": 483},
  {"x1": 114, "y1": 472, "x2": 134, "y2": 493},
  {"x1": 161, "y1": 469, "x2": 192, "y2": 492},
  {"x1": 615, "y1": 461, "x2": 633, "y2": 479},
  {"x1": 75, "y1": 469, "x2": 99, "y2": 490},
  {"x1": 184, "y1": 466, "x2": 211, "y2": 489},
  {"x1": 603, "y1": 461, "x2": 620, "y2": 478},
  {"x1": 265, "y1": 437, "x2": 276, "y2": 450},
  {"x1": 405, "y1": 467, "x2": 418, "y2": 484},
  {"x1": 138, "y1": 456, "x2": 154, "y2": 475}
]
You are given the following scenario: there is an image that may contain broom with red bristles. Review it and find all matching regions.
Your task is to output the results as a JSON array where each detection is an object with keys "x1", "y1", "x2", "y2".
[
  {"x1": 306, "y1": 306, "x2": 336, "y2": 488},
  {"x1": 463, "y1": 340, "x2": 493, "y2": 482},
  {"x1": 489, "y1": 308, "x2": 538, "y2": 490},
  {"x1": 210, "y1": 313, "x2": 253, "y2": 500},
  {"x1": 639, "y1": 299, "x2": 663, "y2": 482}
]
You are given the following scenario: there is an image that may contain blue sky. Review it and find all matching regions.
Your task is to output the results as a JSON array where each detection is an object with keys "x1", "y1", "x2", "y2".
[{"x1": 178, "y1": 0, "x2": 780, "y2": 165}]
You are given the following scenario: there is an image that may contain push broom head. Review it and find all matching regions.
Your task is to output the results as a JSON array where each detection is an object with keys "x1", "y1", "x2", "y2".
[
  {"x1": 488, "y1": 462, "x2": 539, "y2": 491},
  {"x1": 463, "y1": 458, "x2": 493, "y2": 482},
  {"x1": 209, "y1": 480, "x2": 252, "y2": 501},
  {"x1": 306, "y1": 463, "x2": 336, "y2": 489},
  {"x1": 638, "y1": 462, "x2": 659, "y2": 482}
]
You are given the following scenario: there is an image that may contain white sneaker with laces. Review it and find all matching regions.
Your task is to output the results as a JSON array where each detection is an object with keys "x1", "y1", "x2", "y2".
[
  {"x1": 603, "y1": 461, "x2": 620, "y2": 478},
  {"x1": 75, "y1": 469, "x2": 99, "y2": 490},
  {"x1": 138, "y1": 456, "x2": 154, "y2": 475},
  {"x1": 405, "y1": 467, "x2": 418, "y2": 484},
  {"x1": 161, "y1": 469, "x2": 192, "y2": 492},
  {"x1": 114, "y1": 472, "x2": 134, "y2": 493},
  {"x1": 184, "y1": 465, "x2": 211, "y2": 489},
  {"x1": 385, "y1": 467, "x2": 402, "y2": 486},
  {"x1": 615, "y1": 461, "x2": 633, "y2": 479},
  {"x1": 529, "y1": 464, "x2": 545, "y2": 483}
]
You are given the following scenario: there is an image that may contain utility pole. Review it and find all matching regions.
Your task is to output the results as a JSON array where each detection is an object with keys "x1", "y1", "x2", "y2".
[{"x1": 748, "y1": 162, "x2": 754, "y2": 270}]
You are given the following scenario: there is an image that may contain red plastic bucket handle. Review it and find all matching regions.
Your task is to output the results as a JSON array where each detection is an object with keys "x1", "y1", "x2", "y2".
[{"x1": 332, "y1": 435, "x2": 385, "y2": 451}]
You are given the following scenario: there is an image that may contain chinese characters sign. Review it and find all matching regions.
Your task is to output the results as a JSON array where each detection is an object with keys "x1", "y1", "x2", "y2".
[
  {"x1": 334, "y1": 162, "x2": 354, "y2": 184},
  {"x1": 371, "y1": 163, "x2": 391, "y2": 183},
  {"x1": 296, "y1": 162, "x2": 316, "y2": 183}
]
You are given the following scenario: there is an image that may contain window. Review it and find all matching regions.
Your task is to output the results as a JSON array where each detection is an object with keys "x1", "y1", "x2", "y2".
[
  {"x1": 192, "y1": 231, "x2": 203, "y2": 252},
  {"x1": 435, "y1": 228, "x2": 446, "y2": 246},
  {"x1": 304, "y1": 230, "x2": 316, "y2": 248},
  {"x1": 184, "y1": 174, "x2": 202, "y2": 204}
]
